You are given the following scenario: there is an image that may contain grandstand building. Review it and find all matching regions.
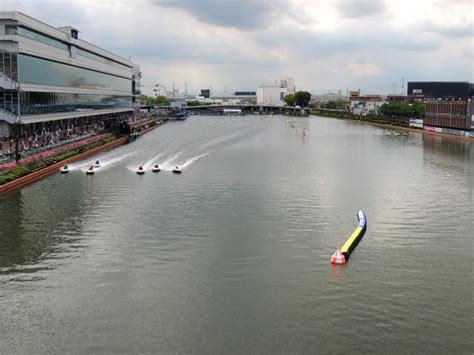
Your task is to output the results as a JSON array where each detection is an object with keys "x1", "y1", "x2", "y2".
[{"x1": 0, "y1": 11, "x2": 140, "y2": 137}]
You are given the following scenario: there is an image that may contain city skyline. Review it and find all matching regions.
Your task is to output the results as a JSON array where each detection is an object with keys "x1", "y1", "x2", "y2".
[{"x1": 2, "y1": 0, "x2": 473, "y2": 95}]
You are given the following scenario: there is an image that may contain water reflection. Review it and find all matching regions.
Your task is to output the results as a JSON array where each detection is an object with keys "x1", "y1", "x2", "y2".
[
  {"x1": 422, "y1": 133, "x2": 473, "y2": 159},
  {"x1": 0, "y1": 175, "x2": 89, "y2": 274}
]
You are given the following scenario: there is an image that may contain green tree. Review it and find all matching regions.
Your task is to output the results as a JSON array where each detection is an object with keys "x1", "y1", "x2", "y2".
[
  {"x1": 324, "y1": 100, "x2": 347, "y2": 110},
  {"x1": 412, "y1": 102, "x2": 425, "y2": 118},
  {"x1": 294, "y1": 91, "x2": 311, "y2": 108},
  {"x1": 380, "y1": 102, "x2": 426, "y2": 118},
  {"x1": 284, "y1": 93, "x2": 296, "y2": 106},
  {"x1": 154, "y1": 95, "x2": 169, "y2": 105},
  {"x1": 138, "y1": 94, "x2": 170, "y2": 106}
]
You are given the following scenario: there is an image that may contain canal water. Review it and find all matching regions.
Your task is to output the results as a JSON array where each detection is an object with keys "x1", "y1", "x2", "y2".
[{"x1": 1, "y1": 115, "x2": 472, "y2": 353}]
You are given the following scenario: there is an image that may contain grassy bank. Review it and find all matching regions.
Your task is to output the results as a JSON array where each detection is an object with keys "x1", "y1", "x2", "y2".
[{"x1": 0, "y1": 134, "x2": 116, "y2": 186}]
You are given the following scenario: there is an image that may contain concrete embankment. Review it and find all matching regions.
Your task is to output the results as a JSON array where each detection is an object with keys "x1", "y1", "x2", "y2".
[{"x1": 0, "y1": 136, "x2": 127, "y2": 195}]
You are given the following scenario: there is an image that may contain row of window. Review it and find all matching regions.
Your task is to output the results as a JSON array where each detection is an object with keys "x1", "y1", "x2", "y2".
[
  {"x1": 7, "y1": 26, "x2": 68, "y2": 51},
  {"x1": 19, "y1": 54, "x2": 132, "y2": 93},
  {"x1": 19, "y1": 92, "x2": 131, "y2": 115},
  {"x1": 0, "y1": 89, "x2": 19, "y2": 114},
  {"x1": 75, "y1": 48, "x2": 131, "y2": 71},
  {"x1": 5, "y1": 25, "x2": 132, "y2": 71},
  {"x1": 0, "y1": 50, "x2": 18, "y2": 81}
]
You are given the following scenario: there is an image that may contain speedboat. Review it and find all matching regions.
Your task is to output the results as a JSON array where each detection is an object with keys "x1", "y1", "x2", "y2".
[
  {"x1": 172, "y1": 166, "x2": 182, "y2": 174},
  {"x1": 60, "y1": 164, "x2": 69, "y2": 174},
  {"x1": 137, "y1": 166, "x2": 145, "y2": 175},
  {"x1": 86, "y1": 166, "x2": 95, "y2": 175},
  {"x1": 93, "y1": 160, "x2": 101, "y2": 168},
  {"x1": 152, "y1": 164, "x2": 161, "y2": 173}
]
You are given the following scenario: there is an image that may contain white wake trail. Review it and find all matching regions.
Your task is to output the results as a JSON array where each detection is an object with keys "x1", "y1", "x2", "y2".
[{"x1": 179, "y1": 153, "x2": 209, "y2": 170}]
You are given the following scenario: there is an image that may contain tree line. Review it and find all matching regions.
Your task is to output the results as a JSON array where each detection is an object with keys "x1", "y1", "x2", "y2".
[
  {"x1": 284, "y1": 91, "x2": 311, "y2": 108},
  {"x1": 379, "y1": 102, "x2": 425, "y2": 118},
  {"x1": 318, "y1": 100, "x2": 426, "y2": 118},
  {"x1": 139, "y1": 94, "x2": 169, "y2": 105}
]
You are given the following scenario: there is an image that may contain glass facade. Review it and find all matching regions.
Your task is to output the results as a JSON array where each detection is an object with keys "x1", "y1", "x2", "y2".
[
  {"x1": 19, "y1": 54, "x2": 132, "y2": 93},
  {"x1": 19, "y1": 92, "x2": 131, "y2": 115},
  {"x1": 76, "y1": 48, "x2": 131, "y2": 71},
  {"x1": 6, "y1": 25, "x2": 132, "y2": 71},
  {"x1": 0, "y1": 90, "x2": 19, "y2": 114},
  {"x1": 6, "y1": 26, "x2": 69, "y2": 51}
]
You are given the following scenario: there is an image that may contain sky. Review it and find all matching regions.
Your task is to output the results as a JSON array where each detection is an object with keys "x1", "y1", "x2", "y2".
[{"x1": 2, "y1": 0, "x2": 473, "y2": 95}]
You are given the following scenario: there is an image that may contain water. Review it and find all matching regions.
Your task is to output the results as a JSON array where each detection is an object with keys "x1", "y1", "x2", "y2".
[{"x1": 0, "y1": 115, "x2": 472, "y2": 353}]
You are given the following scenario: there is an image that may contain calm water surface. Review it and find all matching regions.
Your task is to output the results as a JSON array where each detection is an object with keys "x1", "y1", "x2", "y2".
[{"x1": 1, "y1": 115, "x2": 473, "y2": 353}]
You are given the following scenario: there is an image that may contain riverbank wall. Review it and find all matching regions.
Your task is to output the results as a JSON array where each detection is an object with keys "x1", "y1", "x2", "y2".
[{"x1": 310, "y1": 109, "x2": 473, "y2": 142}]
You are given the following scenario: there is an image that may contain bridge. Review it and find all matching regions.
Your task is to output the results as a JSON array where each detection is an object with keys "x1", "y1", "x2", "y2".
[{"x1": 151, "y1": 104, "x2": 306, "y2": 115}]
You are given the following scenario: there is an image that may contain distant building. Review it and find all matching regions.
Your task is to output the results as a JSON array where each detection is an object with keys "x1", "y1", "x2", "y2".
[
  {"x1": 408, "y1": 81, "x2": 473, "y2": 132},
  {"x1": 349, "y1": 95, "x2": 387, "y2": 116},
  {"x1": 153, "y1": 84, "x2": 168, "y2": 97},
  {"x1": 200, "y1": 89, "x2": 210, "y2": 98},
  {"x1": 257, "y1": 85, "x2": 287, "y2": 106},
  {"x1": 257, "y1": 78, "x2": 295, "y2": 106},
  {"x1": 311, "y1": 90, "x2": 343, "y2": 105},
  {"x1": 281, "y1": 78, "x2": 295, "y2": 94},
  {"x1": 387, "y1": 95, "x2": 421, "y2": 103},
  {"x1": 407, "y1": 81, "x2": 472, "y2": 99},
  {"x1": 234, "y1": 91, "x2": 256, "y2": 96},
  {"x1": 348, "y1": 90, "x2": 360, "y2": 98}
]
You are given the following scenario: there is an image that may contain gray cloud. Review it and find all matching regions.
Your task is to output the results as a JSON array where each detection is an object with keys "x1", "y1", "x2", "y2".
[
  {"x1": 153, "y1": 0, "x2": 291, "y2": 30},
  {"x1": 334, "y1": 0, "x2": 385, "y2": 18},
  {"x1": 255, "y1": 26, "x2": 441, "y2": 58},
  {"x1": 425, "y1": 23, "x2": 473, "y2": 38},
  {"x1": 2, "y1": 0, "x2": 472, "y2": 94}
]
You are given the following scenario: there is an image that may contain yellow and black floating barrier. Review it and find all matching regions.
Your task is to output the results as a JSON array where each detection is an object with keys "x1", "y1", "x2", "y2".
[{"x1": 330, "y1": 210, "x2": 367, "y2": 264}]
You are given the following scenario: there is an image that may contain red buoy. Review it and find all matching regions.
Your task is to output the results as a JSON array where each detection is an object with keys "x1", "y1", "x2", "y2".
[{"x1": 330, "y1": 249, "x2": 346, "y2": 264}]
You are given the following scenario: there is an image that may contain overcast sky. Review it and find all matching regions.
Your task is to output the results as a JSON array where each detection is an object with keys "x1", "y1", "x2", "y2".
[{"x1": 2, "y1": 0, "x2": 473, "y2": 95}]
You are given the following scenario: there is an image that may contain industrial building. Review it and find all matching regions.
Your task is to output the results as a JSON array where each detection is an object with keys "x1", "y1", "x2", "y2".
[
  {"x1": 408, "y1": 82, "x2": 473, "y2": 132},
  {"x1": 349, "y1": 95, "x2": 386, "y2": 116},
  {"x1": 0, "y1": 11, "x2": 140, "y2": 137}
]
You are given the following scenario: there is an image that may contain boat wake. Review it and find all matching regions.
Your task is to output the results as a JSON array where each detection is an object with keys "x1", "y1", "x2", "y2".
[
  {"x1": 159, "y1": 153, "x2": 183, "y2": 171},
  {"x1": 178, "y1": 153, "x2": 209, "y2": 170},
  {"x1": 70, "y1": 150, "x2": 143, "y2": 172}
]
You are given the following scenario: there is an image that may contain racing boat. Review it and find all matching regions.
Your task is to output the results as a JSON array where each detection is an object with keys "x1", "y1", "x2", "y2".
[
  {"x1": 152, "y1": 164, "x2": 161, "y2": 173},
  {"x1": 137, "y1": 166, "x2": 145, "y2": 175},
  {"x1": 93, "y1": 160, "x2": 101, "y2": 168},
  {"x1": 60, "y1": 164, "x2": 69, "y2": 174},
  {"x1": 172, "y1": 166, "x2": 182, "y2": 174},
  {"x1": 86, "y1": 166, "x2": 95, "y2": 175}
]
